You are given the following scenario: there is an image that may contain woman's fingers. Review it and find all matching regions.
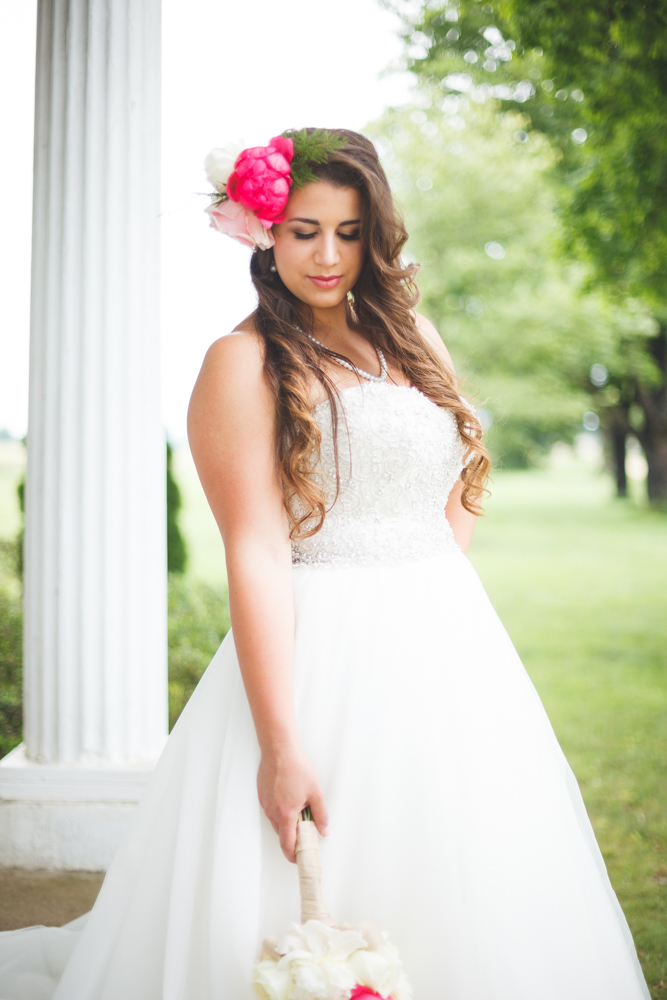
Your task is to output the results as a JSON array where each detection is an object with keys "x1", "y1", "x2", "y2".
[
  {"x1": 279, "y1": 810, "x2": 299, "y2": 863},
  {"x1": 257, "y1": 749, "x2": 329, "y2": 859},
  {"x1": 308, "y1": 788, "x2": 330, "y2": 837}
]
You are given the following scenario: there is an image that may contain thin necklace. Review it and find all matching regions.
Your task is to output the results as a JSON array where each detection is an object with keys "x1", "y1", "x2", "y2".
[{"x1": 305, "y1": 331, "x2": 388, "y2": 384}]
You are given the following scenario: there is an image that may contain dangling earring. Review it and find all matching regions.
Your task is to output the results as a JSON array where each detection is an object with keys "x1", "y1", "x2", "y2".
[
  {"x1": 347, "y1": 289, "x2": 358, "y2": 323},
  {"x1": 270, "y1": 262, "x2": 277, "y2": 272}
]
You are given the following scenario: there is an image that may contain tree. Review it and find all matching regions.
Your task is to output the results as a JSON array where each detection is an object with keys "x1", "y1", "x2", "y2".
[
  {"x1": 391, "y1": 0, "x2": 667, "y2": 500},
  {"x1": 503, "y1": 0, "x2": 667, "y2": 501},
  {"x1": 370, "y1": 92, "x2": 653, "y2": 468}
]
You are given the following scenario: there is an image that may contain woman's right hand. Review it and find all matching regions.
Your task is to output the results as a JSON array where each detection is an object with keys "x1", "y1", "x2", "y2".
[{"x1": 258, "y1": 741, "x2": 329, "y2": 863}]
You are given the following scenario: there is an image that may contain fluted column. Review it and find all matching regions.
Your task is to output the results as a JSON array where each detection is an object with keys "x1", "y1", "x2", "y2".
[{"x1": 0, "y1": 0, "x2": 166, "y2": 870}]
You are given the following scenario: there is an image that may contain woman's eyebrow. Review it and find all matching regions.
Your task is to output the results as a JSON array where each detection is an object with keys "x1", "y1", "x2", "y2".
[{"x1": 286, "y1": 217, "x2": 361, "y2": 225}]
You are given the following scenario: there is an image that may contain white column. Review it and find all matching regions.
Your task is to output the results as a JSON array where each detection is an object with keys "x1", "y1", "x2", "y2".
[{"x1": 0, "y1": 0, "x2": 166, "y2": 871}]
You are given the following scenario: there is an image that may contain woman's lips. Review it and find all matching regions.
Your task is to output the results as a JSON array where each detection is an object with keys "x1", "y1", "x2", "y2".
[{"x1": 307, "y1": 275, "x2": 342, "y2": 289}]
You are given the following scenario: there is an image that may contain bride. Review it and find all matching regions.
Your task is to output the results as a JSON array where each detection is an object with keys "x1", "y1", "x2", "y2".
[{"x1": 0, "y1": 129, "x2": 650, "y2": 1000}]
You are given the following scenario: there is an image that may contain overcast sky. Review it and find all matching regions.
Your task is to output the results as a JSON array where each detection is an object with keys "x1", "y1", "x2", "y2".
[{"x1": 0, "y1": 0, "x2": 414, "y2": 441}]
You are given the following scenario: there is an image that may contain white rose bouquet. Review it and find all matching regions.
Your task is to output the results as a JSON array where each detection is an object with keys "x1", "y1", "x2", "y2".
[{"x1": 252, "y1": 810, "x2": 412, "y2": 1000}]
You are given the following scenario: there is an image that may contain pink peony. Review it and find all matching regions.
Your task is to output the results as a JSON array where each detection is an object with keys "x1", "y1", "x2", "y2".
[
  {"x1": 350, "y1": 987, "x2": 390, "y2": 1000},
  {"x1": 226, "y1": 135, "x2": 294, "y2": 228},
  {"x1": 205, "y1": 198, "x2": 275, "y2": 251}
]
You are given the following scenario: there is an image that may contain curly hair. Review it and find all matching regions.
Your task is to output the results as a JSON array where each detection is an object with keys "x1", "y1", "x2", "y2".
[{"x1": 249, "y1": 128, "x2": 490, "y2": 537}]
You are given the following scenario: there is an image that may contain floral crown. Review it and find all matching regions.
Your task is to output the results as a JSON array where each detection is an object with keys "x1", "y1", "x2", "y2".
[{"x1": 204, "y1": 129, "x2": 344, "y2": 251}]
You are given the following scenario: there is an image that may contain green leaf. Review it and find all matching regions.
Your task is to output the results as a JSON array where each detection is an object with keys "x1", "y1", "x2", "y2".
[{"x1": 283, "y1": 129, "x2": 345, "y2": 190}]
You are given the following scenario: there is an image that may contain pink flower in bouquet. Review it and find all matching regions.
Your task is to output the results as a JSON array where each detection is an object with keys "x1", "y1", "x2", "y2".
[
  {"x1": 226, "y1": 135, "x2": 294, "y2": 228},
  {"x1": 350, "y1": 987, "x2": 389, "y2": 1000},
  {"x1": 205, "y1": 198, "x2": 275, "y2": 251}
]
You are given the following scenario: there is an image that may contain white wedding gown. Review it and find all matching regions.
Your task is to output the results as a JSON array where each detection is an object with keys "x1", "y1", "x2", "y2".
[{"x1": 0, "y1": 381, "x2": 650, "y2": 1000}]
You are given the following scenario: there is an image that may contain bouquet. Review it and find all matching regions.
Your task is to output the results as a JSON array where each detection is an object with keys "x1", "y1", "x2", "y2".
[{"x1": 252, "y1": 809, "x2": 412, "y2": 1000}]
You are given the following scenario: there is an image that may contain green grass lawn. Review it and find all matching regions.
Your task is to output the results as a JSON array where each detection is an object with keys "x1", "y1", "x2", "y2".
[{"x1": 469, "y1": 463, "x2": 667, "y2": 997}]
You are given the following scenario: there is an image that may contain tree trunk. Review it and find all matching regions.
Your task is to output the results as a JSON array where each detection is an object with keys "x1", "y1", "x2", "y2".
[
  {"x1": 635, "y1": 328, "x2": 667, "y2": 503},
  {"x1": 604, "y1": 407, "x2": 629, "y2": 498},
  {"x1": 612, "y1": 426, "x2": 628, "y2": 497},
  {"x1": 643, "y1": 433, "x2": 667, "y2": 501}
]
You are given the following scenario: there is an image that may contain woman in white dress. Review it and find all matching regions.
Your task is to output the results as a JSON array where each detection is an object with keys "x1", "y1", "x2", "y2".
[{"x1": 0, "y1": 128, "x2": 651, "y2": 1000}]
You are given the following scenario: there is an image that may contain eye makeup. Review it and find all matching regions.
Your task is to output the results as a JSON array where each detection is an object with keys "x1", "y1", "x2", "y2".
[{"x1": 291, "y1": 228, "x2": 361, "y2": 241}]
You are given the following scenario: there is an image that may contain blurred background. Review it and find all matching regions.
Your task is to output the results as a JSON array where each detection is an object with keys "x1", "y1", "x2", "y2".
[{"x1": 0, "y1": 0, "x2": 665, "y2": 990}]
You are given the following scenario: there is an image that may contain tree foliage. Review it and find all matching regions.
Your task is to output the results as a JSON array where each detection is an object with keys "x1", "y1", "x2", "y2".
[
  {"x1": 498, "y1": 0, "x2": 667, "y2": 302},
  {"x1": 389, "y1": 0, "x2": 667, "y2": 498},
  {"x1": 371, "y1": 94, "x2": 653, "y2": 466}
]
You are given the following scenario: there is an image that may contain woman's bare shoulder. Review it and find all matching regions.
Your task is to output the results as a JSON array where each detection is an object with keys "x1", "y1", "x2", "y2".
[
  {"x1": 231, "y1": 312, "x2": 260, "y2": 335},
  {"x1": 188, "y1": 320, "x2": 271, "y2": 432},
  {"x1": 412, "y1": 312, "x2": 455, "y2": 374},
  {"x1": 198, "y1": 318, "x2": 264, "y2": 383}
]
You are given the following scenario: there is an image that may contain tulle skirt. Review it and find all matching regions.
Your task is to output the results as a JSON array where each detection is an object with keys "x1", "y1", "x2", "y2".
[{"x1": 0, "y1": 552, "x2": 650, "y2": 999}]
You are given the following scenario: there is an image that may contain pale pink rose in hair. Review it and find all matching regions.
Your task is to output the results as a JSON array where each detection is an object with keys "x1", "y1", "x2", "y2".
[{"x1": 205, "y1": 199, "x2": 275, "y2": 250}]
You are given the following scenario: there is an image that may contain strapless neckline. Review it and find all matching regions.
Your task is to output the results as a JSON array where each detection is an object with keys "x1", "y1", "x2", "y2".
[
  {"x1": 311, "y1": 380, "x2": 424, "y2": 414},
  {"x1": 292, "y1": 380, "x2": 465, "y2": 568}
]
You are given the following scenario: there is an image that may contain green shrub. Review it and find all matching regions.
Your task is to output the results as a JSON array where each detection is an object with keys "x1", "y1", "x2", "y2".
[
  {"x1": 0, "y1": 561, "x2": 229, "y2": 752},
  {"x1": 167, "y1": 443, "x2": 187, "y2": 574},
  {"x1": 0, "y1": 541, "x2": 22, "y2": 759},
  {"x1": 168, "y1": 574, "x2": 230, "y2": 729}
]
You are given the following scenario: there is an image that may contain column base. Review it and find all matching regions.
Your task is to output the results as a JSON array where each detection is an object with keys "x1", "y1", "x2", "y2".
[
  {"x1": 0, "y1": 799, "x2": 139, "y2": 871},
  {"x1": 0, "y1": 745, "x2": 157, "y2": 871}
]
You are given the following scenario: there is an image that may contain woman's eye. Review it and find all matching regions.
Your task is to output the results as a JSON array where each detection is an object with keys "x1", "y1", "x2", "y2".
[
  {"x1": 339, "y1": 231, "x2": 361, "y2": 241},
  {"x1": 294, "y1": 231, "x2": 317, "y2": 240}
]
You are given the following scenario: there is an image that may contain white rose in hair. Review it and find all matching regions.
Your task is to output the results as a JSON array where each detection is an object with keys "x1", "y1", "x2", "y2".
[{"x1": 204, "y1": 143, "x2": 243, "y2": 192}]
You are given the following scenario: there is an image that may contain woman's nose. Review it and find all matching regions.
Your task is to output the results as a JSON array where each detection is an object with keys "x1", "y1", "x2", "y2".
[{"x1": 313, "y1": 232, "x2": 340, "y2": 268}]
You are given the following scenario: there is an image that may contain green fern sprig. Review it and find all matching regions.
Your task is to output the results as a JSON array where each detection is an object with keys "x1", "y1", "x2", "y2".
[{"x1": 283, "y1": 129, "x2": 345, "y2": 190}]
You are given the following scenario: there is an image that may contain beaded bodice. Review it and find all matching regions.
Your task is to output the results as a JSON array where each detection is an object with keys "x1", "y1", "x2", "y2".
[{"x1": 291, "y1": 382, "x2": 466, "y2": 568}]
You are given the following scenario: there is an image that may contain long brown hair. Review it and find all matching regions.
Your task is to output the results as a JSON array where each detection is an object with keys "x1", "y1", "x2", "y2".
[{"x1": 250, "y1": 128, "x2": 490, "y2": 537}]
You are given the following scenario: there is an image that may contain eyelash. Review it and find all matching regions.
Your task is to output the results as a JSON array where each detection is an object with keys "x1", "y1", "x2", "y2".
[{"x1": 293, "y1": 232, "x2": 361, "y2": 241}]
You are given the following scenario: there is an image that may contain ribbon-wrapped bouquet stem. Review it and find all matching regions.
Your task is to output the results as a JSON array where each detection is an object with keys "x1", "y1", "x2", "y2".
[{"x1": 252, "y1": 810, "x2": 412, "y2": 1000}]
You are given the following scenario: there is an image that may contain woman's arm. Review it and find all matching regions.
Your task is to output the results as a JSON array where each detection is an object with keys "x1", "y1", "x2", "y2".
[
  {"x1": 188, "y1": 331, "x2": 328, "y2": 862},
  {"x1": 445, "y1": 479, "x2": 477, "y2": 554},
  {"x1": 414, "y1": 313, "x2": 478, "y2": 552}
]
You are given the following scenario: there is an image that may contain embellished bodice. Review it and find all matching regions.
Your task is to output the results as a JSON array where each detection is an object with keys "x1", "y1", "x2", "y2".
[{"x1": 291, "y1": 382, "x2": 466, "y2": 568}]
